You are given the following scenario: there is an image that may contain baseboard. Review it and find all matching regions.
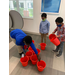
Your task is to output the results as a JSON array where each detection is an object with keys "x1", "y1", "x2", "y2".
[
  {"x1": 23, "y1": 30, "x2": 40, "y2": 35},
  {"x1": 9, "y1": 29, "x2": 49, "y2": 37},
  {"x1": 22, "y1": 30, "x2": 49, "y2": 37}
]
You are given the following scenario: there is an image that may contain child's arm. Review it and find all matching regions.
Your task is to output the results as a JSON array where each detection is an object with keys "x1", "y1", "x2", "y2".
[
  {"x1": 52, "y1": 27, "x2": 57, "y2": 34},
  {"x1": 39, "y1": 22, "x2": 41, "y2": 33},
  {"x1": 47, "y1": 22, "x2": 50, "y2": 34},
  {"x1": 30, "y1": 42, "x2": 41, "y2": 61},
  {"x1": 30, "y1": 42, "x2": 38, "y2": 54}
]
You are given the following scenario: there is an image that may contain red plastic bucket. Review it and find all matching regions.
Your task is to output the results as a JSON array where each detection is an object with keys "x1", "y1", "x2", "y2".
[
  {"x1": 28, "y1": 47, "x2": 35, "y2": 54},
  {"x1": 32, "y1": 40, "x2": 35, "y2": 43},
  {"x1": 40, "y1": 43, "x2": 46, "y2": 50},
  {"x1": 22, "y1": 45, "x2": 28, "y2": 49},
  {"x1": 28, "y1": 47, "x2": 33, "y2": 50},
  {"x1": 33, "y1": 48, "x2": 41, "y2": 55},
  {"x1": 36, "y1": 48, "x2": 41, "y2": 55},
  {"x1": 26, "y1": 51, "x2": 33, "y2": 60},
  {"x1": 28, "y1": 47, "x2": 40, "y2": 55},
  {"x1": 37, "y1": 60, "x2": 46, "y2": 72},
  {"x1": 49, "y1": 34, "x2": 60, "y2": 46},
  {"x1": 24, "y1": 45, "x2": 28, "y2": 49},
  {"x1": 20, "y1": 56, "x2": 29, "y2": 67},
  {"x1": 30, "y1": 54, "x2": 38, "y2": 65}
]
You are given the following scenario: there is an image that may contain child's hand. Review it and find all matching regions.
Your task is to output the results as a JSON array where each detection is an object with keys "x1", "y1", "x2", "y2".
[
  {"x1": 39, "y1": 32, "x2": 41, "y2": 34},
  {"x1": 37, "y1": 54, "x2": 41, "y2": 61},
  {"x1": 46, "y1": 33, "x2": 48, "y2": 35},
  {"x1": 56, "y1": 35, "x2": 59, "y2": 37},
  {"x1": 52, "y1": 32, "x2": 54, "y2": 34}
]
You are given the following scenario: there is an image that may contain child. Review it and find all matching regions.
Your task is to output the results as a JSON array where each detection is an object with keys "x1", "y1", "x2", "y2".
[
  {"x1": 10, "y1": 29, "x2": 41, "y2": 60},
  {"x1": 39, "y1": 13, "x2": 50, "y2": 43},
  {"x1": 52, "y1": 17, "x2": 65, "y2": 57}
]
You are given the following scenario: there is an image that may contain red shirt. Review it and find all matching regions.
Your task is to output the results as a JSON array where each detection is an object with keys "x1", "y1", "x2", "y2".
[{"x1": 53, "y1": 24, "x2": 65, "y2": 42}]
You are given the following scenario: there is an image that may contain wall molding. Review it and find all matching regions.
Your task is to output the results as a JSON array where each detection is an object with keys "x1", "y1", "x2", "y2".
[{"x1": 23, "y1": 30, "x2": 49, "y2": 37}]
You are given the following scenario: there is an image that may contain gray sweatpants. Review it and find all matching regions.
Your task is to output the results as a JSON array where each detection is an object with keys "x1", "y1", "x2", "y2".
[{"x1": 55, "y1": 42, "x2": 64, "y2": 55}]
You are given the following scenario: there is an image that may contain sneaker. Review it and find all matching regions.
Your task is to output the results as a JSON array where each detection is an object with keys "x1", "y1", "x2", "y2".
[
  {"x1": 19, "y1": 52, "x2": 24, "y2": 57},
  {"x1": 56, "y1": 54, "x2": 61, "y2": 57},
  {"x1": 21, "y1": 54, "x2": 24, "y2": 57},
  {"x1": 53, "y1": 50, "x2": 58, "y2": 52}
]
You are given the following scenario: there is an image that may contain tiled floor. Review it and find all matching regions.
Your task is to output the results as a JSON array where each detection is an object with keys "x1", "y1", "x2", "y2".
[{"x1": 9, "y1": 33, "x2": 65, "y2": 75}]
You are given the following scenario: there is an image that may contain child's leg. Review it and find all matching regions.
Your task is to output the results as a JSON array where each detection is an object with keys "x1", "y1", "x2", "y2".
[
  {"x1": 44, "y1": 34, "x2": 46, "y2": 43},
  {"x1": 41, "y1": 34, "x2": 44, "y2": 43},
  {"x1": 17, "y1": 46, "x2": 24, "y2": 54},
  {"x1": 10, "y1": 36, "x2": 24, "y2": 55},
  {"x1": 57, "y1": 42, "x2": 64, "y2": 56},
  {"x1": 53, "y1": 44, "x2": 60, "y2": 52}
]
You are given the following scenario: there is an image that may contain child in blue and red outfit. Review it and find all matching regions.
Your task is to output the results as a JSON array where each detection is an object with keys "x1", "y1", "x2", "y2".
[
  {"x1": 52, "y1": 17, "x2": 65, "y2": 57},
  {"x1": 10, "y1": 29, "x2": 41, "y2": 60}
]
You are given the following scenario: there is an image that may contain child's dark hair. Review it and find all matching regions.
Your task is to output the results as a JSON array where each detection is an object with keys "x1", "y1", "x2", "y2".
[
  {"x1": 23, "y1": 36, "x2": 32, "y2": 44},
  {"x1": 55, "y1": 17, "x2": 63, "y2": 23},
  {"x1": 41, "y1": 13, "x2": 47, "y2": 18}
]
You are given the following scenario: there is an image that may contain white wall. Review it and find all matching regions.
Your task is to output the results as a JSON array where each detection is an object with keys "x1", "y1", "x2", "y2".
[{"x1": 22, "y1": 0, "x2": 65, "y2": 35}]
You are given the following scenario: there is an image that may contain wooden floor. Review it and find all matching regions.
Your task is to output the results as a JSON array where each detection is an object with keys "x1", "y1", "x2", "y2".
[{"x1": 9, "y1": 33, "x2": 65, "y2": 75}]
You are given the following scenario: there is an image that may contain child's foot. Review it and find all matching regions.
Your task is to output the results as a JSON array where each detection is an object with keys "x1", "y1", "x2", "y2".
[
  {"x1": 53, "y1": 50, "x2": 58, "y2": 52},
  {"x1": 56, "y1": 54, "x2": 61, "y2": 57},
  {"x1": 21, "y1": 54, "x2": 24, "y2": 57},
  {"x1": 19, "y1": 52, "x2": 24, "y2": 57}
]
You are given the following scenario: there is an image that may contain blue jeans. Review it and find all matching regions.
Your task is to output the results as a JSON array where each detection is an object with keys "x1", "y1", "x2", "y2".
[{"x1": 55, "y1": 42, "x2": 64, "y2": 55}]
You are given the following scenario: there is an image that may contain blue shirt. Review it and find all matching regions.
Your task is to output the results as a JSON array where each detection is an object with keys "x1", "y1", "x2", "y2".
[
  {"x1": 39, "y1": 20, "x2": 50, "y2": 34},
  {"x1": 10, "y1": 29, "x2": 38, "y2": 54}
]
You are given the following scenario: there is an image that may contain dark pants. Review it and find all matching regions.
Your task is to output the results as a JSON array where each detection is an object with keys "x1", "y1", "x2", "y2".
[{"x1": 55, "y1": 42, "x2": 64, "y2": 55}]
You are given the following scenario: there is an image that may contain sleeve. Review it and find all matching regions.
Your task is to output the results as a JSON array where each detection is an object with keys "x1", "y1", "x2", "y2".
[
  {"x1": 53, "y1": 27, "x2": 57, "y2": 33},
  {"x1": 47, "y1": 22, "x2": 50, "y2": 33},
  {"x1": 39, "y1": 22, "x2": 41, "y2": 33},
  {"x1": 10, "y1": 30, "x2": 15, "y2": 38},
  {"x1": 30, "y1": 42, "x2": 38, "y2": 54}
]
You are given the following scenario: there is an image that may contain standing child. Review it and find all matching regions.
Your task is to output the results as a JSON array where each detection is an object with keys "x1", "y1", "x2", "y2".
[
  {"x1": 52, "y1": 17, "x2": 65, "y2": 57},
  {"x1": 39, "y1": 13, "x2": 50, "y2": 43}
]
